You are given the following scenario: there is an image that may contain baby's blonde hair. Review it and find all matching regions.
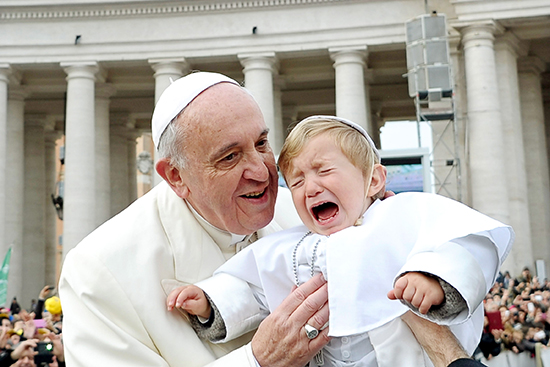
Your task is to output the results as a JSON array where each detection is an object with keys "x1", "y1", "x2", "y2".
[{"x1": 278, "y1": 116, "x2": 385, "y2": 199}]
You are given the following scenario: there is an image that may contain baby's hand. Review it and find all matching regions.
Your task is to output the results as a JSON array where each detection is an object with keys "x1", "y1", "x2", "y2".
[
  {"x1": 166, "y1": 285, "x2": 211, "y2": 319},
  {"x1": 387, "y1": 272, "x2": 444, "y2": 314}
]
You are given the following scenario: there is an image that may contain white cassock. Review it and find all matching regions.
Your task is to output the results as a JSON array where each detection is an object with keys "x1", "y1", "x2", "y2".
[{"x1": 198, "y1": 192, "x2": 514, "y2": 367}]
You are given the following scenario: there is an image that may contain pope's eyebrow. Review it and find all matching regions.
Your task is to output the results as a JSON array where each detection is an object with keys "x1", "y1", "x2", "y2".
[
  {"x1": 211, "y1": 142, "x2": 238, "y2": 161},
  {"x1": 211, "y1": 128, "x2": 270, "y2": 161},
  {"x1": 258, "y1": 128, "x2": 269, "y2": 140}
]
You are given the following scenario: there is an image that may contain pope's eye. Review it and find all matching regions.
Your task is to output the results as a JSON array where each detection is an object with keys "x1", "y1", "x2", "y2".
[{"x1": 223, "y1": 153, "x2": 235, "y2": 161}]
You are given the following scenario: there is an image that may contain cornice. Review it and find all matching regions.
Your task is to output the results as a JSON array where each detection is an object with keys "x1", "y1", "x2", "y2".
[{"x1": 0, "y1": 0, "x2": 347, "y2": 20}]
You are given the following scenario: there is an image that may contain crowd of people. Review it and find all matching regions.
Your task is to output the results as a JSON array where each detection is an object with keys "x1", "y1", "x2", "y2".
[
  {"x1": 0, "y1": 286, "x2": 64, "y2": 367},
  {"x1": 477, "y1": 267, "x2": 550, "y2": 361}
]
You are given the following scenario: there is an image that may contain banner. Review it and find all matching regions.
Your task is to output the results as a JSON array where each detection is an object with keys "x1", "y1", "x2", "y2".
[{"x1": 0, "y1": 247, "x2": 12, "y2": 308}]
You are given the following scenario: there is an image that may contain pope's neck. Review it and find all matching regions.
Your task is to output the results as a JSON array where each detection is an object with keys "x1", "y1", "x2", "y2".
[{"x1": 186, "y1": 200, "x2": 250, "y2": 259}]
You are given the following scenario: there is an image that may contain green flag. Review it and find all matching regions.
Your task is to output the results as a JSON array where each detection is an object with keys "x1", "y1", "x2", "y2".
[{"x1": 0, "y1": 247, "x2": 12, "y2": 307}]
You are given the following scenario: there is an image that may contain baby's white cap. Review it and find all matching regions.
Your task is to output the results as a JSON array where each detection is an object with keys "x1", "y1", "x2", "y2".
[
  {"x1": 151, "y1": 71, "x2": 240, "y2": 150},
  {"x1": 299, "y1": 115, "x2": 380, "y2": 160}
]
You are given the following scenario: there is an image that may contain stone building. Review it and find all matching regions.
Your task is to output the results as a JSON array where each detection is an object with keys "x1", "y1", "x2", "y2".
[{"x1": 1, "y1": 0, "x2": 549, "y2": 305}]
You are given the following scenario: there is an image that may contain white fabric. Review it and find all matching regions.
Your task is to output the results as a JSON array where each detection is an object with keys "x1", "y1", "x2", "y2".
[
  {"x1": 151, "y1": 72, "x2": 240, "y2": 149},
  {"x1": 207, "y1": 192, "x2": 514, "y2": 366},
  {"x1": 58, "y1": 182, "x2": 301, "y2": 367}
]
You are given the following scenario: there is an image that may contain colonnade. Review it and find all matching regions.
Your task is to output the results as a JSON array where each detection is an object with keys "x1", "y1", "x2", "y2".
[{"x1": 0, "y1": 26, "x2": 549, "y2": 302}]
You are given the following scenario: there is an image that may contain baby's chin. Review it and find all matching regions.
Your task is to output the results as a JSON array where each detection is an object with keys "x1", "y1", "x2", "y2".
[{"x1": 312, "y1": 220, "x2": 356, "y2": 236}]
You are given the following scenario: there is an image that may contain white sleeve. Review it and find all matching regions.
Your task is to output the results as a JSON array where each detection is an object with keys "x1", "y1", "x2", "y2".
[
  {"x1": 396, "y1": 234, "x2": 498, "y2": 324},
  {"x1": 197, "y1": 273, "x2": 268, "y2": 343}
]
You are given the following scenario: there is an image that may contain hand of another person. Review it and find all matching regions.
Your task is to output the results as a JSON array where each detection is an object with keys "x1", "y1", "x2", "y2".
[
  {"x1": 166, "y1": 285, "x2": 211, "y2": 319},
  {"x1": 401, "y1": 311, "x2": 468, "y2": 367},
  {"x1": 388, "y1": 272, "x2": 444, "y2": 314},
  {"x1": 10, "y1": 339, "x2": 38, "y2": 361},
  {"x1": 491, "y1": 329, "x2": 503, "y2": 340},
  {"x1": 48, "y1": 356, "x2": 60, "y2": 367},
  {"x1": 0, "y1": 325, "x2": 8, "y2": 349},
  {"x1": 39, "y1": 285, "x2": 54, "y2": 300},
  {"x1": 251, "y1": 273, "x2": 330, "y2": 367},
  {"x1": 48, "y1": 332, "x2": 64, "y2": 362}
]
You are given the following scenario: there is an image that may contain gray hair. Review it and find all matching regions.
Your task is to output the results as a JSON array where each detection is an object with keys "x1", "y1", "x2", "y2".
[{"x1": 157, "y1": 113, "x2": 188, "y2": 170}]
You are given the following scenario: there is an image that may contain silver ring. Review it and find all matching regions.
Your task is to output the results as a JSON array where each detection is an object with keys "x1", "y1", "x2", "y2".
[{"x1": 304, "y1": 323, "x2": 319, "y2": 339}]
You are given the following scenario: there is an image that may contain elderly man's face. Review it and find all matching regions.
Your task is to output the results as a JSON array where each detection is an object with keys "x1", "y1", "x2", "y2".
[{"x1": 174, "y1": 83, "x2": 278, "y2": 234}]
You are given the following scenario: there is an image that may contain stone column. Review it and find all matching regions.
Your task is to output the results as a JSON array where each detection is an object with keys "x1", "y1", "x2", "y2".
[
  {"x1": 449, "y1": 36, "x2": 469, "y2": 203},
  {"x1": 282, "y1": 106, "x2": 298, "y2": 136},
  {"x1": 61, "y1": 62, "x2": 99, "y2": 258},
  {"x1": 239, "y1": 52, "x2": 278, "y2": 147},
  {"x1": 23, "y1": 116, "x2": 47, "y2": 304},
  {"x1": 110, "y1": 113, "x2": 130, "y2": 216},
  {"x1": 149, "y1": 58, "x2": 189, "y2": 186},
  {"x1": 44, "y1": 120, "x2": 61, "y2": 287},
  {"x1": 127, "y1": 128, "x2": 138, "y2": 205},
  {"x1": 518, "y1": 57, "x2": 550, "y2": 275},
  {"x1": 494, "y1": 33, "x2": 534, "y2": 275},
  {"x1": 329, "y1": 46, "x2": 369, "y2": 130},
  {"x1": 0, "y1": 66, "x2": 10, "y2": 259},
  {"x1": 5, "y1": 85, "x2": 25, "y2": 302},
  {"x1": 95, "y1": 83, "x2": 115, "y2": 227},
  {"x1": 272, "y1": 76, "x2": 285, "y2": 155},
  {"x1": 460, "y1": 23, "x2": 510, "y2": 224}
]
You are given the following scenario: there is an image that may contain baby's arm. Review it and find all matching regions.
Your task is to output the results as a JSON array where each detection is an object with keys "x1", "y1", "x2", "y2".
[
  {"x1": 388, "y1": 272, "x2": 444, "y2": 314},
  {"x1": 167, "y1": 285, "x2": 212, "y2": 319}
]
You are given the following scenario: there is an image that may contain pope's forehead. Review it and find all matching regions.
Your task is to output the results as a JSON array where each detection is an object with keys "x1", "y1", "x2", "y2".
[
  {"x1": 184, "y1": 85, "x2": 262, "y2": 128},
  {"x1": 188, "y1": 82, "x2": 251, "y2": 107}
]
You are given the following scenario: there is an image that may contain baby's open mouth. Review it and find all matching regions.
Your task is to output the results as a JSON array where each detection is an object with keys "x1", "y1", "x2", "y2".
[{"x1": 312, "y1": 202, "x2": 339, "y2": 222}]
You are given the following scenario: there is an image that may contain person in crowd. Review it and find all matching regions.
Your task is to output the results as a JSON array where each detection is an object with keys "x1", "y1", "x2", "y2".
[
  {"x1": 475, "y1": 266, "x2": 549, "y2": 362},
  {"x1": 59, "y1": 71, "x2": 503, "y2": 367},
  {"x1": 9, "y1": 299, "x2": 20, "y2": 316},
  {"x1": 33, "y1": 286, "x2": 55, "y2": 319},
  {"x1": 0, "y1": 339, "x2": 37, "y2": 367},
  {"x1": 168, "y1": 115, "x2": 513, "y2": 366}
]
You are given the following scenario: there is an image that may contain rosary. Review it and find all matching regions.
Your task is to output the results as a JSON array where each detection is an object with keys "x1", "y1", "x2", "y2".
[
  {"x1": 292, "y1": 231, "x2": 322, "y2": 286},
  {"x1": 292, "y1": 230, "x2": 325, "y2": 365}
]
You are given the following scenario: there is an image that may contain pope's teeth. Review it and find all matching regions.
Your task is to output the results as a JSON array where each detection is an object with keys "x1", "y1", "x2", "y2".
[{"x1": 245, "y1": 192, "x2": 263, "y2": 197}]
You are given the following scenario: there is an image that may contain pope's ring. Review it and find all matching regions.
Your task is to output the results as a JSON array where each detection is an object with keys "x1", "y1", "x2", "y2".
[{"x1": 304, "y1": 323, "x2": 319, "y2": 339}]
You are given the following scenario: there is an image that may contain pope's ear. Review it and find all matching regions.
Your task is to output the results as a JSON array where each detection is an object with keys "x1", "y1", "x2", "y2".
[
  {"x1": 367, "y1": 164, "x2": 387, "y2": 197},
  {"x1": 156, "y1": 158, "x2": 190, "y2": 199}
]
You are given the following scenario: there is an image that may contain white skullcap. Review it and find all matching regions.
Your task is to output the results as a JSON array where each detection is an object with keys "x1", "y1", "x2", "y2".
[
  {"x1": 151, "y1": 71, "x2": 240, "y2": 150},
  {"x1": 299, "y1": 115, "x2": 380, "y2": 161}
]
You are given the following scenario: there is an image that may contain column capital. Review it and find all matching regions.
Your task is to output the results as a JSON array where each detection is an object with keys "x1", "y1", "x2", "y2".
[
  {"x1": 329, "y1": 44, "x2": 367, "y2": 54},
  {"x1": 61, "y1": 61, "x2": 99, "y2": 81},
  {"x1": 149, "y1": 58, "x2": 190, "y2": 77},
  {"x1": 0, "y1": 64, "x2": 11, "y2": 84},
  {"x1": 110, "y1": 112, "x2": 135, "y2": 138},
  {"x1": 458, "y1": 21, "x2": 505, "y2": 46},
  {"x1": 494, "y1": 32, "x2": 528, "y2": 58},
  {"x1": 329, "y1": 46, "x2": 368, "y2": 66},
  {"x1": 273, "y1": 74, "x2": 286, "y2": 90},
  {"x1": 96, "y1": 83, "x2": 117, "y2": 100},
  {"x1": 518, "y1": 56, "x2": 546, "y2": 76},
  {"x1": 238, "y1": 52, "x2": 278, "y2": 72},
  {"x1": 8, "y1": 85, "x2": 28, "y2": 101},
  {"x1": 43, "y1": 115, "x2": 58, "y2": 132},
  {"x1": 44, "y1": 122, "x2": 62, "y2": 144},
  {"x1": 25, "y1": 114, "x2": 48, "y2": 128},
  {"x1": 364, "y1": 69, "x2": 374, "y2": 83}
]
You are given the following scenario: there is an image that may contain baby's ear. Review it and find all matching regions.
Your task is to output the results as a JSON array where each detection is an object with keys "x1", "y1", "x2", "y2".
[{"x1": 368, "y1": 164, "x2": 387, "y2": 198}]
